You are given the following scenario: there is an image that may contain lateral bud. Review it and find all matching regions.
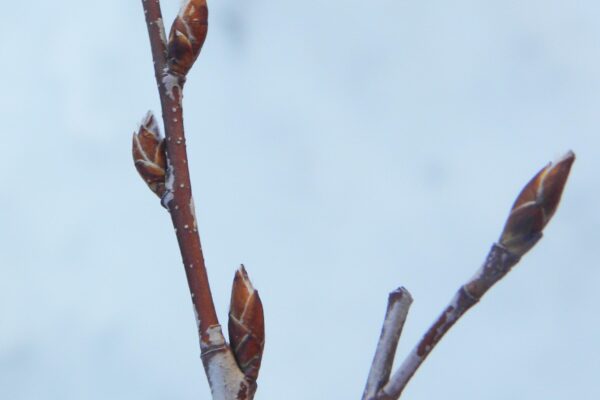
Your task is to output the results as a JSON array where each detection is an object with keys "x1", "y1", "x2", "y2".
[
  {"x1": 167, "y1": 0, "x2": 208, "y2": 77},
  {"x1": 228, "y1": 265, "x2": 265, "y2": 382},
  {"x1": 499, "y1": 151, "x2": 575, "y2": 256},
  {"x1": 132, "y1": 111, "x2": 167, "y2": 198}
]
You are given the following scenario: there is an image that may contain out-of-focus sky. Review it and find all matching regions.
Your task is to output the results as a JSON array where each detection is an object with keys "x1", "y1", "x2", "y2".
[{"x1": 0, "y1": 1, "x2": 598, "y2": 399}]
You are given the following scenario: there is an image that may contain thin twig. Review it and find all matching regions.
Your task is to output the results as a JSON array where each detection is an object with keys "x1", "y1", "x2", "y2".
[
  {"x1": 364, "y1": 152, "x2": 575, "y2": 400},
  {"x1": 140, "y1": 2, "x2": 261, "y2": 399},
  {"x1": 377, "y1": 244, "x2": 521, "y2": 400},
  {"x1": 141, "y1": 0, "x2": 168, "y2": 85},
  {"x1": 362, "y1": 287, "x2": 413, "y2": 400},
  {"x1": 141, "y1": 0, "x2": 221, "y2": 350}
]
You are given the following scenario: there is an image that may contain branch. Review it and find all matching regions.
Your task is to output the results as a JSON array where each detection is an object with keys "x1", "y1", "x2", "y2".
[
  {"x1": 362, "y1": 287, "x2": 413, "y2": 400},
  {"x1": 141, "y1": 0, "x2": 221, "y2": 354},
  {"x1": 377, "y1": 245, "x2": 519, "y2": 400},
  {"x1": 141, "y1": 0, "x2": 168, "y2": 86},
  {"x1": 364, "y1": 151, "x2": 575, "y2": 400},
  {"x1": 137, "y1": 1, "x2": 262, "y2": 399}
]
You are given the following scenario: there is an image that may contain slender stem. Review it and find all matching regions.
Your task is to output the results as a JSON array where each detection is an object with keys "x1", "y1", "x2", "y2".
[
  {"x1": 141, "y1": 0, "x2": 220, "y2": 348},
  {"x1": 141, "y1": 3, "x2": 258, "y2": 399},
  {"x1": 376, "y1": 243, "x2": 523, "y2": 400},
  {"x1": 363, "y1": 287, "x2": 413, "y2": 400},
  {"x1": 141, "y1": 0, "x2": 167, "y2": 83}
]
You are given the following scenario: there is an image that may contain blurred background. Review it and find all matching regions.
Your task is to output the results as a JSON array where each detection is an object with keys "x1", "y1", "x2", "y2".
[{"x1": 1, "y1": 0, "x2": 598, "y2": 399}]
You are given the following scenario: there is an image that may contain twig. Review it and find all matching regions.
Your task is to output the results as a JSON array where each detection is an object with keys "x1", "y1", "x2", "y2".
[
  {"x1": 137, "y1": 1, "x2": 263, "y2": 399},
  {"x1": 377, "y1": 244, "x2": 520, "y2": 400},
  {"x1": 362, "y1": 288, "x2": 413, "y2": 400},
  {"x1": 141, "y1": 0, "x2": 220, "y2": 355},
  {"x1": 364, "y1": 151, "x2": 575, "y2": 400}
]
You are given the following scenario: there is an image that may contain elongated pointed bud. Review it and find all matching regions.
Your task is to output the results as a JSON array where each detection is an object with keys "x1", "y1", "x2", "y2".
[
  {"x1": 132, "y1": 111, "x2": 167, "y2": 198},
  {"x1": 167, "y1": 0, "x2": 208, "y2": 77},
  {"x1": 500, "y1": 151, "x2": 575, "y2": 256},
  {"x1": 228, "y1": 265, "x2": 265, "y2": 382}
]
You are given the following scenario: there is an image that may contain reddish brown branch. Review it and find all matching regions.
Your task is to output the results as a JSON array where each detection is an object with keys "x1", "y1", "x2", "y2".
[
  {"x1": 139, "y1": 2, "x2": 260, "y2": 399},
  {"x1": 141, "y1": 0, "x2": 168, "y2": 85},
  {"x1": 142, "y1": 0, "x2": 219, "y2": 349}
]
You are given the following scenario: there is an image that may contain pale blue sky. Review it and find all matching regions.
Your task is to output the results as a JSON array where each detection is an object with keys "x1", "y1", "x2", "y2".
[{"x1": 1, "y1": 1, "x2": 599, "y2": 399}]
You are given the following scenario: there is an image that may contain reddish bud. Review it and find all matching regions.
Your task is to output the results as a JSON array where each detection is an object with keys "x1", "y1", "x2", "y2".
[
  {"x1": 132, "y1": 111, "x2": 167, "y2": 198},
  {"x1": 167, "y1": 0, "x2": 208, "y2": 77},
  {"x1": 500, "y1": 151, "x2": 575, "y2": 256},
  {"x1": 228, "y1": 265, "x2": 265, "y2": 382}
]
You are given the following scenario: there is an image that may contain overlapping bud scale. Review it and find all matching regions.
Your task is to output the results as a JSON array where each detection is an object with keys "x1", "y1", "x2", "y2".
[
  {"x1": 228, "y1": 265, "x2": 265, "y2": 382},
  {"x1": 132, "y1": 111, "x2": 167, "y2": 198},
  {"x1": 167, "y1": 0, "x2": 208, "y2": 77},
  {"x1": 500, "y1": 151, "x2": 575, "y2": 256}
]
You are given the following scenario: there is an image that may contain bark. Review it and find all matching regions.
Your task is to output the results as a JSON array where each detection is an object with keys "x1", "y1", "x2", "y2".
[{"x1": 138, "y1": 1, "x2": 258, "y2": 399}]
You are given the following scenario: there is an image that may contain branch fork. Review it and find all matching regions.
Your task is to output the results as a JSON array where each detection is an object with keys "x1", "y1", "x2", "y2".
[{"x1": 363, "y1": 152, "x2": 575, "y2": 400}]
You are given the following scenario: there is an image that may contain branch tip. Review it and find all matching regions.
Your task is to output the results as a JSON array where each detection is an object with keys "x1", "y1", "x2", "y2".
[
  {"x1": 389, "y1": 287, "x2": 413, "y2": 304},
  {"x1": 363, "y1": 286, "x2": 413, "y2": 400},
  {"x1": 500, "y1": 150, "x2": 575, "y2": 256}
]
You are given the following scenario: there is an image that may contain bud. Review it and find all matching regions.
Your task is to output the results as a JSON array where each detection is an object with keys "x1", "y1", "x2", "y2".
[
  {"x1": 499, "y1": 151, "x2": 575, "y2": 256},
  {"x1": 228, "y1": 265, "x2": 265, "y2": 382},
  {"x1": 167, "y1": 0, "x2": 208, "y2": 77},
  {"x1": 132, "y1": 111, "x2": 167, "y2": 198}
]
